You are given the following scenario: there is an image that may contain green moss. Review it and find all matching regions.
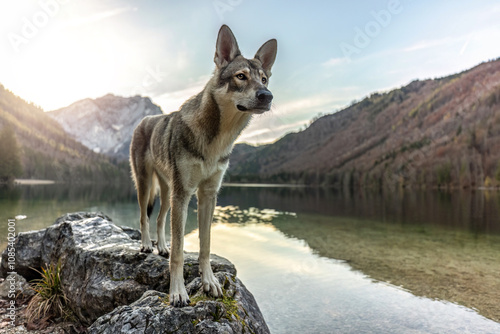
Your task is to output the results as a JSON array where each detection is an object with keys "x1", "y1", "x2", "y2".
[
  {"x1": 189, "y1": 290, "x2": 238, "y2": 318},
  {"x1": 219, "y1": 293, "x2": 239, "y2": 321},
  {"x1": 158, "y1": 278, "x2": 250, "y2": 330},
  {"x1": 110, "y1": 275, "x2": 133, "y2": 281},
  {"x1": 188, "y1": 294, "x2": 212, "y2": 305},
  {"x1": 159, "y1": 288, "x2": 238, "y2": 317},
  {"x1": 159, "y1": 295, "x2": 170, "y2": 304}
]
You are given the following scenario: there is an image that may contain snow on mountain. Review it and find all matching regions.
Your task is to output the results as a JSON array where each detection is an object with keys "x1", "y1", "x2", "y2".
[{"x1": 48, "y1": 94, "x2": 163, "y2": 160}]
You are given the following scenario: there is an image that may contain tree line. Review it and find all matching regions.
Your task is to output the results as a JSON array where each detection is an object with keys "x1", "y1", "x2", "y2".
[{"x1": 0, "y1": 126, "x2": 23, "y2": 183}]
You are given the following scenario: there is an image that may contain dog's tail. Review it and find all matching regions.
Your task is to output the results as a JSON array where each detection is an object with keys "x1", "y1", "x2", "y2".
[{"x1": 147, "y1": 173, "x2": 159, "y2": 218}]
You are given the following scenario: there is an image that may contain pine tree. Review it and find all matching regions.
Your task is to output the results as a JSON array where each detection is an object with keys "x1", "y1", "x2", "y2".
[{"x1": 0, "y1": 126, "x2": 23, "y2": 182}]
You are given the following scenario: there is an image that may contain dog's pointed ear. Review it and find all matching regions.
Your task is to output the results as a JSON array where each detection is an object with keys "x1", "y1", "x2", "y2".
[
  {"x1": 214, "y1": 25, "x2": 241, "y2": 68},
  {"x1": 254, "y1": 39, "x2": 277, "y2": 74}
]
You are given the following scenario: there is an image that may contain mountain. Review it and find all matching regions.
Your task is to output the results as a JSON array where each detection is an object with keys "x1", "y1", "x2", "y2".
[
  {"x1": 227, "y1": 58, "x2": 500, "y2": 189},
  {"x1": 0, "y1": 85, "x2": 129, "y2": 183},
  {"x1": 48, "y1": 94, "x2": 163, "y2": 160}
]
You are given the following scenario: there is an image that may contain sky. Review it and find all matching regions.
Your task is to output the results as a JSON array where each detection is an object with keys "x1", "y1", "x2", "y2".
[{"x1": 1, "y1": 0, "x2": 499, "y2": 144}]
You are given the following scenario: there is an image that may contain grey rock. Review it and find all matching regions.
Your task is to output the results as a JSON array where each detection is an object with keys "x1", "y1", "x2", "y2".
[
  {"x1": 0, "y1": 229, "x2": 45, "y2": 280},
  {"x1": 0, "y1": 212, "x2": 268, "y2": 333},
  {"x1": 0, "y1": 273, "x2": 35, "y2": 298},
  {"x1": 88, "y1": 272, "x2": 270, "y2": 334},
  {"x1": 118, "y1": 225, "x2": 142, "y2": 241},
  {"x1": 52, "y1": 211, "x2": 112, "y2": 226}
]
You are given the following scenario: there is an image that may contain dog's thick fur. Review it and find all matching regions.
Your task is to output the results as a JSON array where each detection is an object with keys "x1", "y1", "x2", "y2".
[{"x1": 129, "y1": 25, "x2": 277, "y2": 307}]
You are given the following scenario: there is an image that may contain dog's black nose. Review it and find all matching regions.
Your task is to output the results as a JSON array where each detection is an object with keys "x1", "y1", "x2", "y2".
[{"x1": 256, "y1": 89, "x2": 273, "y2": 104}]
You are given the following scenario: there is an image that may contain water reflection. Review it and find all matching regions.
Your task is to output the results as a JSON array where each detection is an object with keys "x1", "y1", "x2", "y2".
[
  {"x1": 184, "y1": 206, "x2": 500, "y2": 334},
  {"x1": 1, "y1": 183, "x2": 500, "y2": 332},
  {"x1": 218, "y1": 186, "x2": 500, "y2": 234},
  {"x1": 0, "y1": 183, "x2": 136, "y2": 249},
  {"x1": 3, "y1": 183, "x2": 499, "y2": 235}
]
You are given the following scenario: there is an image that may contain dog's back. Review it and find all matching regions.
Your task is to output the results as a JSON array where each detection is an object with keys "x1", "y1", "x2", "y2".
[
  {"x1": 130, "y1": 114, "x2": 168, "y2": 182},
  {"x1": 130, "y1": 113, "x2": 170, "y2": 197}
]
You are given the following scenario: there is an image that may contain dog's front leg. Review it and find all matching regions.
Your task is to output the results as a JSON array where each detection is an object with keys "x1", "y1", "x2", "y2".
[
  {"x1": 169, "y1": 191, "x2": 190, "y2": 307},
  {"x1": 197, "y1": 186, "x2": 223, "y2": 297}
]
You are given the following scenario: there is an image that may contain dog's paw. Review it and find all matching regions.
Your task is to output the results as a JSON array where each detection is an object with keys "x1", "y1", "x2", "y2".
[
  {"x1": 170, "y1": 288, "x2": 190, "y2": 307},
  {"x1": 158, "y1": 250, "x2": 169, "y2": 258},
  {"x1": 201, "y1": 270, "x2": 223, "y2": 297},
  {"x1": 157, "y1": 243, "x2": 169, "y2": 258},
  {"x1": 140, "y1": 245, "x2": 154, "y2": 253},
  {"x1": 170, "y1": 273, "x2": 190, "y2": 307}
]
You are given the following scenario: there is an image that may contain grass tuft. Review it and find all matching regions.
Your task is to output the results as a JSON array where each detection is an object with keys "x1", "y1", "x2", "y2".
[{"x1": 26, "y1": 262, "x2": 74, "y2": 323}]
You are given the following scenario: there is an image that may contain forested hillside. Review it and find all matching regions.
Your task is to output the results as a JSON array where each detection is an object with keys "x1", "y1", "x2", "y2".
[
  {"x1": 228, "y1": 58, "x2": 500, "y2": 189},
  {"x1": 0, "y1": 85, "x2": 129, "y2": 183}
]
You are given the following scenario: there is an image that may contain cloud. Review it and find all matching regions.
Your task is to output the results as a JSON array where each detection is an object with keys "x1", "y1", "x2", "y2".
[
  {"x1": 459, "y1": 34, "x2": 472, "y2": 55},
  {"x1": 238, "y1": 90, "x2": 351, "y2": 145},
  {"x1": 322, "y1": 57, "x2": 348, "y2": 67},
  {"x1": 238, "y1": 117, "x2": 309, "y2": 144},
  {"x1": 62, "y1": 7, "x2": 136, "y2": 28},
  {"x1": 402, "y1": 38, "x2": 452, "y2": 53},
  {"x1": 152, "y1": 76, "x2": 209, "y2": 113},
  {"x1": 277, "y1": 91, "x2": 348, "y2": 114}
]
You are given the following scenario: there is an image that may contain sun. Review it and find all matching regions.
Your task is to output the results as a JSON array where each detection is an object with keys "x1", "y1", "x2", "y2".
[{"x1": 1, "y1": 2, "x2": 141, "y2": 111}]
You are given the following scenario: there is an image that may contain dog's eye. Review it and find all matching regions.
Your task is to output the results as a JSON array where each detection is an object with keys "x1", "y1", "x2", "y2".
[
  {"x1": 236, "y1": 73, "x2": 247, "y2": 80},
  {"x1": 262, "y1": 77, "x2": 267, "y2": 84}
]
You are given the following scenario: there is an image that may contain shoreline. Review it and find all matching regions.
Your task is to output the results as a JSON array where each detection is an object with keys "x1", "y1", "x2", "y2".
[
  {"x1": 14, "y1": 179, "x2": 55, "y2": 185},
  {"x1": 7, "y1": 179, "x2": 500, "y2": 190},
  {"x1": 223, "y1": 182, "x2": 500, "y2": 191},
  {"x1": 223, "y1": 182, "x2": 306, "y2": 188}
]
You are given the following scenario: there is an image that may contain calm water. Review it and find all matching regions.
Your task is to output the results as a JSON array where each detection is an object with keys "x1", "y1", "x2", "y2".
[{"x1": 1, "y1": 183, "x2": 500, "y2": 333}]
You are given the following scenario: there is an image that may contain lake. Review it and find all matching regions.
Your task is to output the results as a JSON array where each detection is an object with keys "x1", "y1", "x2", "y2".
[{"x1": 1, "y1": 183, "x2": 500, "y2": 333}]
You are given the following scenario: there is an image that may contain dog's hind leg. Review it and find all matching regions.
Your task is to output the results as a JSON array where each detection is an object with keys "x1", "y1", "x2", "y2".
[
  {"x1": 136, "y1": 170, "x2": 156, "y2": 253},
  {"x1": 156, "y1": 175, "x2": 170, "y2": 257},
  {"x1": 197, "y1": 179, "x2": 223, "y2": 297},
  {"x1": 130, "y1": 120, "x2": 156, "y2": 254},
  {"x1": 169, "y1": 190, "x2": 191, "y2": 307}
]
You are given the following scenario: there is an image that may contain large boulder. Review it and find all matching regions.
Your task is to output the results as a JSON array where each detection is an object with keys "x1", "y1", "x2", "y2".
[
  {"x1": 89, "y1": 272, "x2": 270, "y2": 334},
  {"x1": 0, "y1": 212, "x2": 269, "y2": 333}
]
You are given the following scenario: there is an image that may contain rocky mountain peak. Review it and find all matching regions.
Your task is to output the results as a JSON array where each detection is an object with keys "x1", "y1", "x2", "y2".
[{"x1": 49, "y1": 94, "x2": 163, "y2": 160}]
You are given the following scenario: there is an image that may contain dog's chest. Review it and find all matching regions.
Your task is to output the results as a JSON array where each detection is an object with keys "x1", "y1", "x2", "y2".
[
  {"x1": 205, "y1": 156, "x2": 228, "y2": 176},
  {"x1": 177, "y1": 152, "x2": 228, "y2": 192}
]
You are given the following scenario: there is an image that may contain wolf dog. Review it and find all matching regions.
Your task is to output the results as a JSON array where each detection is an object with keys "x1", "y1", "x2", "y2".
[{"x1": 129, "y1": 25, "x2": 277, "y2": 307}]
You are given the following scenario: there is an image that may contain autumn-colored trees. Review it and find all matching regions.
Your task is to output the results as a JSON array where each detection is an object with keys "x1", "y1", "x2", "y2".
[{"x1": 228, "y1": 58, "x2": 500, "y2": 189}]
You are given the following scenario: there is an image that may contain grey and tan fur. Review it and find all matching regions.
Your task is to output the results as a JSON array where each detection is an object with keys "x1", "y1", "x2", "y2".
[{"x1": 129, "y1": 25, "x2": 277, "y2": 307}]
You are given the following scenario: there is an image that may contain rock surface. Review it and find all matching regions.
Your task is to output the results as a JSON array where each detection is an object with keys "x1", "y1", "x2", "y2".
[
  {"x1": 89, "y1": 272, "x2": 269, "y2": 334},
  {"x1": 0, "y1": 273, "x2": 34, "y2": 299},
  {"x1": 0, "y1": 212, "x2": 269, "y2": 333},
  {"x1": 0, "y1": 230, "x2": 45, "y2": 281}
]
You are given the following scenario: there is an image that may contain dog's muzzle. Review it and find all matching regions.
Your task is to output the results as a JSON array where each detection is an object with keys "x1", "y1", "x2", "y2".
[
  {"x1": 256, "y1": 89, "x2": 273, "y2": 105},
  {"x1": 237, "y1": 89, "x2": 273, "y2": 112}
]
